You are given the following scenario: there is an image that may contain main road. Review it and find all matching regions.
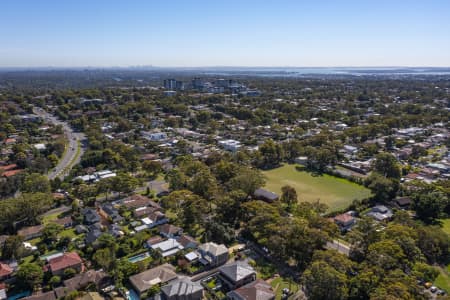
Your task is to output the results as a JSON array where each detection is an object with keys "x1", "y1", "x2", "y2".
[{"x1": 33, "y1": 107, "x2": 86, "y2": 180}]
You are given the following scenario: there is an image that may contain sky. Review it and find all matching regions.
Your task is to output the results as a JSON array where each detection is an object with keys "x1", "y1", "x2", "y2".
[{"x1": 1, "y1": 0, "x2": 450, "y2": 67}]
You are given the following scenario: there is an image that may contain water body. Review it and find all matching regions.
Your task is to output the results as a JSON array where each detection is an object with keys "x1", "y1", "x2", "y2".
[{"x1": 198, "y1": 67, "x2": 450, "y2": 77}]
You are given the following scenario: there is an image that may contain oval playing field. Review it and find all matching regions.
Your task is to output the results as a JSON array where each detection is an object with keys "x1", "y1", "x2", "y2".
[{"x1": 263, "y1": 164, "x2": 372, "y2": 212}]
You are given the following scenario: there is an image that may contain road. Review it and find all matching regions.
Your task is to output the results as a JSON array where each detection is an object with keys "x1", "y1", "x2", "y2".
[
  {"x1": 33, "y1": 107, "x2": 85, "y2": 180},
  {"x1": 326, "y1": 240, "x2": 351, "y2": 256}
]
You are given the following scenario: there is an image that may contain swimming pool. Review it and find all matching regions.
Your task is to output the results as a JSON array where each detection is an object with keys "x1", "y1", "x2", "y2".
[
  {"x1": 127, "y1": 289, "x2": 140, "y2": 300},
  {"x1": 128, "y1": 252, "x2": 150, "y2": 263}
]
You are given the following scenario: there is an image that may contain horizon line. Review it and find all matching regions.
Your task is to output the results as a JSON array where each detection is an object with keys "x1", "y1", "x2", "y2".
[{"x1": 1, "y1": 65, "x2": 450, "y2": 70}]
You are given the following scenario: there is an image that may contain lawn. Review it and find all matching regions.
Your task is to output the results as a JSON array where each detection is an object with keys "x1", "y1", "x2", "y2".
[
  {"x1": 41, "y1": 212, "x2": 61, "y2": 224},
  {"x1": 58, "y1": 228, "x2": 78, "y2": 239},
  {"x1": 434, "y1": 264, "x2": 450, "y2": 292},
  {"x1": 440, "y1": 218, "x2": 450, "y2": 236},
  {"x1": 263, "y1": 164, "x2": 372, "y2": 212},
  {"x1": 270, "y1": 276, "x2": 300, "y2": 300}
]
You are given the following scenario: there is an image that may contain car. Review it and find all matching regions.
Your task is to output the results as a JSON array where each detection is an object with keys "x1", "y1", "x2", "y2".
[
  {"x1": 424, "y1": 282, "x2": 433, "y2": 289},
  {"x1": 430, "y1": 286, "x2": 438, "y2": 293}
]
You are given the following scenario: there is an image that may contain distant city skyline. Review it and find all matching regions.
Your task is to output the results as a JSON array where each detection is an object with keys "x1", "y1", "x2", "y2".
[{"x1": 1, "y1": 0, "x2": 450, "y2": 67}]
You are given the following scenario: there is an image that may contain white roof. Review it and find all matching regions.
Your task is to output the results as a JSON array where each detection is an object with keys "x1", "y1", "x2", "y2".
[
  {"x1": 141, "y1": 217, "x2": 153, "y2": 225},
  {"x1": 135, "y1": 225, "x2": 149, "y2": 232},
  {"x1": 185, "y1": 251, "x2": 198, "y2": 261},
  {"x1": 99, "y1": 173, "x2": 116, "y2": 179},
  {"x1": 151, "y1": 238, "x2": 183, "y2": 252},
  {"x1": 33, "y1": 143, "x2": 46, "y2": 150},
  {"x1": 96, "y1": 170, "x2": 113, "y2": 176}
]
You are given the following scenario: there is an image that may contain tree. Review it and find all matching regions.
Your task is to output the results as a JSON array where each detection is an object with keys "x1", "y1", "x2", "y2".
[
  {"x1": 229, "y1": 167, "x2": 266, "y2": 197},
  {"x1": 165, "y1": 169, "x2": 187, "y2": 191},
  {"x1": 366, "y1": 240, "x2": 407, "y2": 271},
  {"x1": 16, "y1": 263, "x2": 44, "y2": 290},
  {"x1": 412, "y1": 190, "x2": 448, "y2": 223},
  {"x1": 22, "y1": 173, "x2": 51, "y2": 193},
  {"x1": 42, "y1": 223, "x2": 63, "y2": 244},
  {"x1": 1, "y1": 235, "x2": 25, "y2": 260},
  {"x1": 63, "y1": 267, "x2": 77, "y2": 279},
  {"x1": 372, "y1": 153, "x2": 401, "y2": 179},
  {"x1": 365, "y1": 172, "x2": 398, "y2": 202},
  {"x1": 412, "y1": 262, "x2": 439, "y2": 283},
  {"x1": 417, "y1": 226, "x2": 450, "y2": 264},
  {"x1": 142, "y1": 160, "x2": 163, "y2": 178},
  {"x1": 49, "y1": 275, "x2": 61, "y2": 287},
  {"x1": 281, "y1": 185, "x2": 298, "y2": 211},
  {"x1": 93, "y1": 248, "x2": 116, "y2": 271},
  {"x1": 110, "y1": 173, "x2": 139, "y2": 196},
  {"x1": 258, "y1": 139, "x2": 284, "y2": 168},
  {"x1": 188, "y1": 168, "x2": 218, "y2": 200},
  {"x1": 303, "y1": 260, "x2": 349, "y2": 300}
]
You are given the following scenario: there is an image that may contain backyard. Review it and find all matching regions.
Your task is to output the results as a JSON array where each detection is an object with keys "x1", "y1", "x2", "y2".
[
  {"x1": 263, "y1": 164, "x2": 372, "y2": 212},
  {"x1": 434, "y1": 264, "x2": 450, "y2": 293},
  {"x1": 269, "y1": 276, "x2": 300, "y2": 300}
]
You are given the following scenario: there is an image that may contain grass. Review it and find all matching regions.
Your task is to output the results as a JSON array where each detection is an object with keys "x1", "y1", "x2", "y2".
[
  {"x1": 434, "y1": 264, "x2": 450, "y2": 292},
  {"x1": 270, "y1": 276, "x2": 300, "y2": 300},
  {"x1": 440, "y1": 218, "x2": 450, "y2": 236},
  {"x1": 263, "y1": 164, "x2": 372, "y2": 212},
  {"x1": 58, "y1": 228, "x2": 78, "y2": 239},
  {"x1": 42, "y1": 212, "x2": 60, "y2": 225}
]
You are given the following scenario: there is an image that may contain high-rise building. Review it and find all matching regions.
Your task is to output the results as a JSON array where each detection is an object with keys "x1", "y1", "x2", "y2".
[{"x1": 163, "y1": 79, "x2": 184, "y2": 90}]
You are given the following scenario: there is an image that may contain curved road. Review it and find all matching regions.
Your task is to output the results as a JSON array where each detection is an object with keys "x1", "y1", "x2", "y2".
[{"x1": 33, "y1": 107, "x2": 85, "y2": 180}]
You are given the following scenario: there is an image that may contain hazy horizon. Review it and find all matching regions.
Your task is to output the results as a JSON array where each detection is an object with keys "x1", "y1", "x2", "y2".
[{"x1": 1, "y1": 0, "x2": 450, "y2": 67}]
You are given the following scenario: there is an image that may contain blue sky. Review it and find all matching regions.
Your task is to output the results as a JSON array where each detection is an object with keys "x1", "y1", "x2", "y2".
[{"x1": 1, "y1": 0, "x2": 450, "y2": 67}]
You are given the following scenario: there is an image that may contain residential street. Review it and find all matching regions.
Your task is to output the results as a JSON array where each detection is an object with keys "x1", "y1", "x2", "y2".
[{"x1": 33, "y1": 107, "x2": 85, "y2": 180}]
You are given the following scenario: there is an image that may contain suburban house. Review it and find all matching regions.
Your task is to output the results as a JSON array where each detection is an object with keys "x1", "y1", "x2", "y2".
[
  {"x1": 150, "y1": 238, "x2": 184, "y2": 257},
  {"x1": 146, "y1": 236, "x2": 164, "y2": 248},
  {"x1": 81, "y1": 208, "x2": 101, "y2": 225},
  {"x1": 46, "y1": 251, "x2": 83, "y2": 276},
  {"x1": 178, "y1": 235, "x2": 198, "y2": 249},
  {"x1": 254, "y1": 188, "x2": 279, "y2": 202},
  {"x1": 22, "y1": 291, "x2": 56, "y2": 300},
  {"x1": 218, "y1": 261, "x2": 256, "y2": 290},
  {"x1": 160, "y1": 277, "x2": 204, "y2": 300},
  {"x1": 51, "y1": 216, "x2": 73, "y2": 229},
  {"x1": 123, "y1": 194, "x2": 162, "y2": 210},
  {"x1": 85, "y1": 229, "x2": 102, "y2": 245},
  {"x1": 294, "y1": 156, "x2": 308, "y2": 165},
  {"x1": 366, "y1": 205, "x2": 393, "y2": 222},
  {"x1": 98, "y1": 203, "x2": 124, "y2": 223},
  {"x1": 198, "y1": 242, "x2": 229, "y2": 267},
  {"x1": 54, "y1": 270, "x2": 110, "y2": 298},
  {"x1": 227, "y1": 279, "x2": 275, "y2": 300},
  {"x1": 129, "y1": 264, "x2": 178, "y2": 297},
  {"x1": 394, "y1": 196, "x2": 412, "y2": 210},
  {"x1": 333, "y1": 212, "x2": 356, "y2": 232},
  {"x1": 142, "y1": 131, "x2": 168, "y2": 142},
  {"x1": 0, "y1": 262, "x2": 13, "y2": 281},
  {"x1": 148, "y1": 211, "x2": 168, "y2": 227},
  {"x1": 133, "y1": 206, "x2": 160, "y2": 218},
  {"x1": 160, "y1": 224, "x2": 183, "y2": 239},
  {"x1": 17, "y1": 225, "x2": 44, "y2": 241}
]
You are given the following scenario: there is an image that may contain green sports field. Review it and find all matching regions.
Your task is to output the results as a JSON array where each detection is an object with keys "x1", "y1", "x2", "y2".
[{"x1": 262, "y1": 164, "x2": 372, "y2": 212}]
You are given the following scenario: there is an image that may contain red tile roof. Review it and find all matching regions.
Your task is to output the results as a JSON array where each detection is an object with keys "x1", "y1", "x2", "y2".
[
  {"x1": 0, "y1": 262, "x2": 13, "y2": 277},
  {"x1": 334, "y1": 213, "x2": 354, "y2": 224},
  {"x1": 2, "y1": 169, "x2": 23, "y2": 177},
  {"x1": 48, "y1": 252, "x2": 82, "y2": 273},
  {"x1": 0, "y1": 164, "x2": 17, "y2": 171}
]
